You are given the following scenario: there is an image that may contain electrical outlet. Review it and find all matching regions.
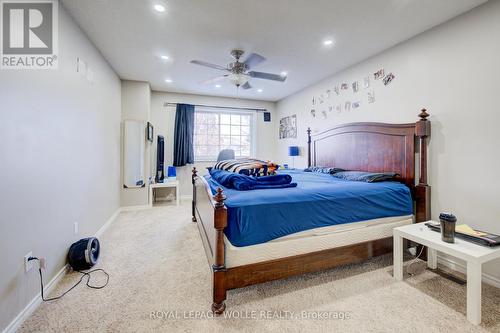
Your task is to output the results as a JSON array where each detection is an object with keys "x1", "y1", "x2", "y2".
[
  {"x1": 74, "y1": 222, "x2": 79, "y2": 235},
  {"x1": 39, "y1": 257, "x2": 46, "y2": 270},
  {"x1": 24, "y1": 251, "x2": 33, "y2": 273}
]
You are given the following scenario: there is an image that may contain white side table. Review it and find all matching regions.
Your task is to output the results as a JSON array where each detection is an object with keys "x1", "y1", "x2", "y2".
[
  {"x1": 150, "y1": 180, "x2": 180, "y2": 207},
  {"x1": 393, "y1": 222, "x2": 500, "y2": 325}
]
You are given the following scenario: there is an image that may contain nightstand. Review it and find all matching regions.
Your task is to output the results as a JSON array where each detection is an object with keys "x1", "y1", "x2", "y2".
[
  {"x1": 149, "y1": 180, "x2": 179, "y2": 207},
  {"x1": 393, "y1": 222, "x2": 500, "y2": 325}
]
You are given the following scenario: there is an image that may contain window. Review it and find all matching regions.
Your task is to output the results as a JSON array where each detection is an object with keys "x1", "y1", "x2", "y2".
[{"x1": 194, "y1": 109, "x2": 254, "y2": 161}]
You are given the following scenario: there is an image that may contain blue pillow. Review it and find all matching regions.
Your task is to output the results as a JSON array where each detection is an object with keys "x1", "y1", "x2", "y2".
[
  {"x1": 303, "y1": 166, "x2": 345, "y2": 174},
  {"x1": 332, "y1": 171, "x2": 398, "y2": 183}
]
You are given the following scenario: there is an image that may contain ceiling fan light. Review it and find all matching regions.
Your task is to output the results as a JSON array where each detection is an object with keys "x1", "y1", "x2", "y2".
[{"x1": 229, "y1": 73, "x2": 248, "y2": 87}]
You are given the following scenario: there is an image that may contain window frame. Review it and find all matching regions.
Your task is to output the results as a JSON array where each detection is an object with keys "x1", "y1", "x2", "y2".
[{"x1": 193, "y1": 107, "x2": 256, "y2": 162}]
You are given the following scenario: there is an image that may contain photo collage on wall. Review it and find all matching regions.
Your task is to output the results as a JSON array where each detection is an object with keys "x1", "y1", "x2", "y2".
[{"x1": 309, "y1": 67, "x2": 396, "y2": 120}]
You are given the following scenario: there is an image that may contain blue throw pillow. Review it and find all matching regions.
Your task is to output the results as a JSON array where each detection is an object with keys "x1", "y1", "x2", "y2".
[
  {"x1": 303, "y1": 166, "x2": 345, "y2": 174},
  {"x1": 333, "y1": 171, "x2": 398, "y2": 183}
]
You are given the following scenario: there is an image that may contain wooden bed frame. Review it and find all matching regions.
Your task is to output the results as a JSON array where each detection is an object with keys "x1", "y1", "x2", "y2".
[{"x1": 191, "y1": 109, "x2": 431, "y2": 314}]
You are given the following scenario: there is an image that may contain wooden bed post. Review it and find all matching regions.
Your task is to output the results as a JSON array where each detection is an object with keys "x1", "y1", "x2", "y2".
[
  {"x1": 307, "y1": 127, "x2": 312, "y2": 167},
  {"x1": 191, "y1": 167, "x2": 197, "y2": 222},
  {"x1": 415, "y1": 109, "x2": 431, "y2": 222},
  {"x1": 212, "y1": 187, "x2": 228, "y2": 314}
]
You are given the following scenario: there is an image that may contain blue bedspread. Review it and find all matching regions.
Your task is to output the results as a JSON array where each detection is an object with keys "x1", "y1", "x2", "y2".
[
  {"x1": 209, "y1": 169, "x2": 297, "y2": 190},
  {"x1": 205, "y1": 169, "x2": 413, "y2": 247}
]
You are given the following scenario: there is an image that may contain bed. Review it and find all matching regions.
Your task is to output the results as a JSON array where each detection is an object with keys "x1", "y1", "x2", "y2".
[{"x1": 191, "y1": 110, "x2": 431, "y2": 314}]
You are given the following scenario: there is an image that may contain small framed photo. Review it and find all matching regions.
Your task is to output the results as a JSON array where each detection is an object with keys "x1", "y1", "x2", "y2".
[
  {"x1": 363, "y1": 76, "x2": 370, "y2": 88},
  {"x1": 374, "y1": 69, "x2": 384, "y2": 80},
  {"x1": 367, "y1": 91, "x2": 376, "y2": 103},
  {"x1": 344, "y1": 101, "x2": 351, "y2": 111},
  {"x1": 147, "y1": 122, "x2": 154, "y2": 142},
  {"x1": 383, "y1": 73, "x2": 395, "y2": 86},
  {"x1": 352, "y1": 81, "x2": 359, "y2": 93}
]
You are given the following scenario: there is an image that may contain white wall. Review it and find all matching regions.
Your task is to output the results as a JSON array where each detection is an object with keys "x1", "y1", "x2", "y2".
[
  {"x1": 150, "y1": 91, "x2": 277, "y2": 196},
  {"x1": 120, "y1": 80, "x2": 151, "y2": 207},
  {"x1": 276, "y1": 1, "x2": 500, "y2": 281},
  {"x1": 0, "y1": 5, "x2": 121, "y2": 332}
]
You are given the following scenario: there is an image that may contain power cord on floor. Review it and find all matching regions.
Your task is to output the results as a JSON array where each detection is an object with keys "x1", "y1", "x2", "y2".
[
  {"x1": 406, "y1": 245, "x2": 425, "y2": 276},
  {"x1": 27, "y1": 257, "x2": 109, "y2": 301}
]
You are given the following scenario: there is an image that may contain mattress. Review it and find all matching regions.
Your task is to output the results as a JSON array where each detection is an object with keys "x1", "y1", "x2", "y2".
[
  {"x1": 225, "y1": 215, "x2": 413, "y2": 268},
  {"x1": 205, "y1": 169, "x2": 413, "y2": 247}
]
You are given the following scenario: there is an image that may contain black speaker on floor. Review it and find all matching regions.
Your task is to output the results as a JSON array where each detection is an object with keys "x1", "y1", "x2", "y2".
[
  {"x1": 68, "y1": 238, "x2": 100, "y2": 271},
  {"x1": 156, "y1": 135, "x2": 165, "y2": 182}
]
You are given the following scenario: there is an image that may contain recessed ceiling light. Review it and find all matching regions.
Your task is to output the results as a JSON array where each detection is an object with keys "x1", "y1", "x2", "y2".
[
  {"x1": 154, "y1": 4, "x2": 166, "y2": 12},
  {"x1": 280, "y1": 71, "x2": 288, "y2": 77},
  {"x1": 257, "y1": 89, "x2": 263, "y2": 93},
  {"x1": 323, "y1": 39, "x2": 334, "y2": 46},
  {"x1": 215, "y1": 84, "x2": 221, "y2": 88},
  {"x1": 160, "y1": 55, "x2": 169, "y2": 60},
  {"x1": 165, "y1": 78, "x2": 172, "y2": 83}
]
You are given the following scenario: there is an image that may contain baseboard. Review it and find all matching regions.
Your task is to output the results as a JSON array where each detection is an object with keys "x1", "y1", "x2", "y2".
[
  {"x1": 437, "y1": 255, "x2": 500, "y2": 288},
  {"x1": 2, "y1": 207, "x2": 122, "y2": 333},
  {"x1": 96, "y1": 208, "x2": 121, "y2": 238},
  {"x1": 1, "y1": 264, "x2": 69, "y2": 333}
]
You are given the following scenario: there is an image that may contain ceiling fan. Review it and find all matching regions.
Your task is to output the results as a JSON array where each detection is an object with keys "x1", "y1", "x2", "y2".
[{"x1": 190, "y1": 49, "x2": 286, "y2": 90}]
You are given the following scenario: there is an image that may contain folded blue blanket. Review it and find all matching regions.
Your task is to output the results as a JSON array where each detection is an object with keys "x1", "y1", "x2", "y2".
[{"x1": 209, "y1": 169, "x2": 297, "y2": 191}]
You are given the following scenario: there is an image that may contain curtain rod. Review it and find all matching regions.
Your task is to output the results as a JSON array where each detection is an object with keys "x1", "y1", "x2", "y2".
[{"x1": 163, "y1": 102, "x2": 267, "y2": 112}]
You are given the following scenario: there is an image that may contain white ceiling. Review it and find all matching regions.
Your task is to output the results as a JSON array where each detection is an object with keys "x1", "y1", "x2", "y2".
[{"x1": 61, "y1": 0, "x2": 487, "y2": 102}]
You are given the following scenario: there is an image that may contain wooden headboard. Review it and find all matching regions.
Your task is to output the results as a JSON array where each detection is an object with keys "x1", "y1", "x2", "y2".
[{"x1": 307, "y1": 110, "x2": 431, "y2": 222}]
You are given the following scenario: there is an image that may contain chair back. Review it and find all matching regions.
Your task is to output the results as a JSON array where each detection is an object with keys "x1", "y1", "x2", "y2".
[{"x1": 217, "y1": 149, "x2": 235, "y2": 161}]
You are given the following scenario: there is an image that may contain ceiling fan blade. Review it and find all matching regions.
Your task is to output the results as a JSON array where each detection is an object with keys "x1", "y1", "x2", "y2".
[
  {"x1": 190, "y1": 60, "x2": 228, "y2": 71},
  {"x1": 241, "y1": 82, "x2": 252, "y2": 90},
  {"x1": 199, "y1": 75, "x2": 228, "y2": 84},
  {"x1": 248, "y1": 71, "x2": 286, "y2": 82},
  {"x1": 243, "y1": 53, "x2": 266, "y2": 69}
]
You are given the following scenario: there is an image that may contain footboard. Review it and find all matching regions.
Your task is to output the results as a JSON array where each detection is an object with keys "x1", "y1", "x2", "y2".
[{"x1": 192, "y1": 168, "x2": 228, "y2": 313}]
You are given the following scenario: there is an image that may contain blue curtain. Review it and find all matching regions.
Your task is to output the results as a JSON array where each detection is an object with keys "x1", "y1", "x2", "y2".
[{"x1": 173, "y1": 104, "x2": 195, "y2": 166}]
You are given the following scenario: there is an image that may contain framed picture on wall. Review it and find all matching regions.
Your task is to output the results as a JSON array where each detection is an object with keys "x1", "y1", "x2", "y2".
[
  {"x1": 147, "y1": 122, "x2": 154, "y2": 142},
  {"x1": 279, "y1": 114, "x2": 297, "y2": 139}
]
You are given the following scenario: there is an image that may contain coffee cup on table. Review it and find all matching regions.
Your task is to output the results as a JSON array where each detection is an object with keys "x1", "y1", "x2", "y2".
[{"x1": 439, "y1": 212, "x2": 457, "y2": 243}]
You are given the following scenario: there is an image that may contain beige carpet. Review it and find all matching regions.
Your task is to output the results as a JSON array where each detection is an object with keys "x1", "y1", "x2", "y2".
[{"x1": 20, "y1": 201, "x2": 500, "y2": 332}]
